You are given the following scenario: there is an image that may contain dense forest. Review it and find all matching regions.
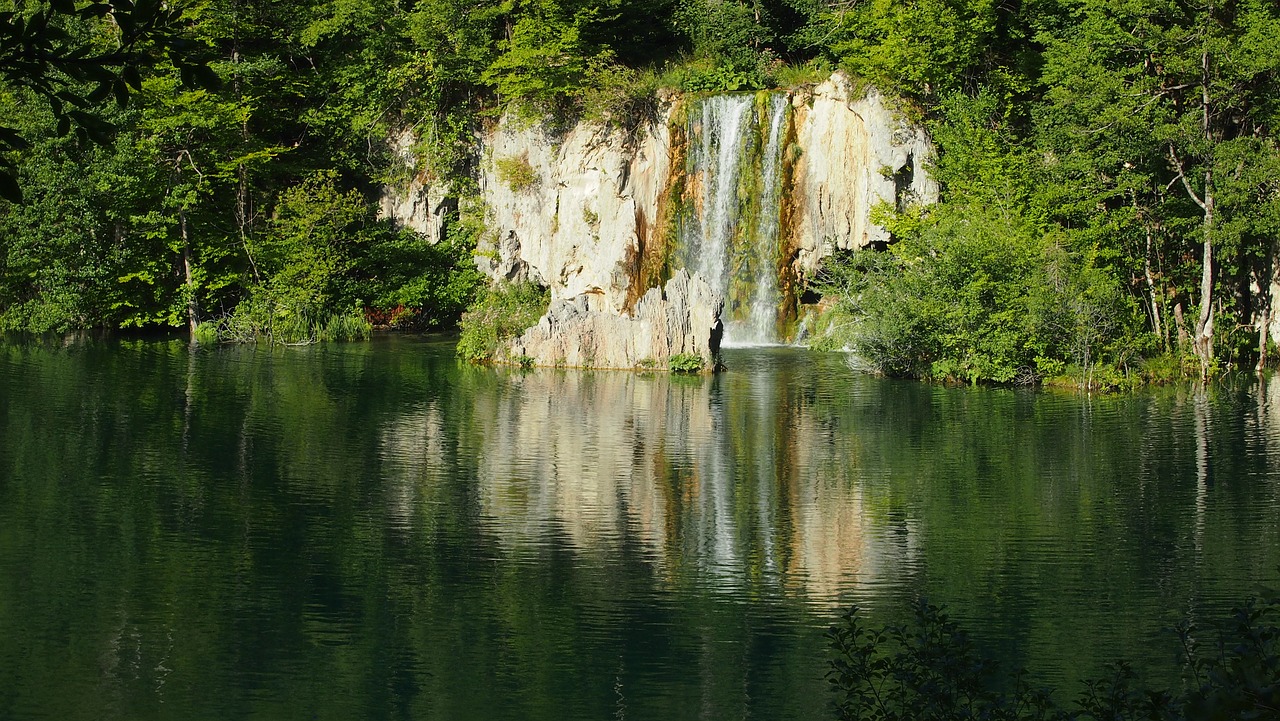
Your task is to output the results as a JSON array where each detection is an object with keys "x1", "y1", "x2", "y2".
[{"x1": 2, "y1": 0, "x2": 1278, "y2": 383}]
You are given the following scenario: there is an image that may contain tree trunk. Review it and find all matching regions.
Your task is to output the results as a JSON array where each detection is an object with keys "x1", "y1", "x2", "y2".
[
  {"x1": 1258, "y1": 303, "x2": 1270, "y2": 373},
  {"x1": 1193, "y1": 190, "x2": 1214, "y2": 378},
  {"x1": 1192, "y1": 45, "x2": 1216, "y2": 378},
  {"x1": 1174, "y1": 301, "x2": 1189, "y2": 349},
  {"x1": 1143, "y1": 219, "x2": 1165, "y2": 350},
  {"x1": 180, "y1": 207, "x2": 198, "y2": 339},
  {"x1": 1188, "y1": 49, "x2": 1217, "y2": 378},
  {"x1": 1259, "y1": 246, "x2": 1275, "y2": 373}
]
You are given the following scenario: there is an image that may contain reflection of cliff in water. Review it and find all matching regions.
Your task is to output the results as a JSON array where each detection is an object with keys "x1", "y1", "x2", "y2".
[{"x1": 438, "y1": 362, "x2": 916, "y2": 605}]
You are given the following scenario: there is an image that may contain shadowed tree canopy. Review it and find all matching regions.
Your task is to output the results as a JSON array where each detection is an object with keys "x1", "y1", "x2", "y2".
[{"x1": 0, "y1": 0, "x2": 218, "y2": 201}]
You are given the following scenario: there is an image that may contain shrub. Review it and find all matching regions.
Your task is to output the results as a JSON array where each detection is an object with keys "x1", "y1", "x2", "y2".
[
  {"x1": 318, "y1": 311, "x2": 373, "y2": 342},
  {"x1": 199, "y1": 299, "x2": 371, "y2": 345},
  {"x1": 192, "y1": 322, "x2": 220, "y2": 345},
  {"x1": 679, "y1": 63, "x2": 759, "y2": 93},
  {"x1": 579, "y1": 63, "x2": 662, "y2": 129},
  {"x1": 455, "y1": 281, "x2": 549, "y2": 363},
  {"x1": 815, "y1": 200, "x2": 1135, "y2": 386},
  {"x1": 495, "y1": 155, "x2": 537, "y2": 193},
  {"x1": 351, "y1": 220, "x2": 485, "y2": 331},
  {"x1": 668, "y1": 353, "x2": 705, "y2": 373},
  {"x1": 768, "y1": 60, "x2": 835, "y2": 89}
]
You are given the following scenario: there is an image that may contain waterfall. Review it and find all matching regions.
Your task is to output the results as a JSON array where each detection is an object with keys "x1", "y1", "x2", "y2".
[
  {"x1": 684, "y1": 95, "x2": 752, "y2": 316},
  {"x1": 681, "y1": 93, "x2": 791, "y2": 346},
  {"x1": 747, "y1": 95, "x2": 789, "y2": 345}
]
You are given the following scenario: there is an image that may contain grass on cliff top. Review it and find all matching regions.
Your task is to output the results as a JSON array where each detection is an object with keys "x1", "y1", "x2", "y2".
[{"x1": 456, "y1": 281, "x2": 550, "y2": 363}]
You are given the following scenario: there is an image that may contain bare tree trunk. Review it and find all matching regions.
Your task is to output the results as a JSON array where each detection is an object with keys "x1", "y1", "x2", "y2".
[
  {"x1": 1143, "y1": 221, "x2": 1165, "y2": 350},
  {"x1": 180, "y1": 207, "x2": 198, "y2": 339},
  {"x1": 1258, "y1": 303, "x2": 1270, "y2": 373},
  {"x1": 1192, "y1": 47, "x2": 1216, "y2": 378},
  {"x1": 1174, "y1": 301, "x2": 1189, "y2": 349},
  {"x1": 1257, "y1": 245, "x2": 1274, "y2": 373},
  {"x1": 1167, "y1": 50, "x2": 1218, "y2": 378},
  {"x1": 1193, "y1": 193, "x2": 1214, "y2": 378}
]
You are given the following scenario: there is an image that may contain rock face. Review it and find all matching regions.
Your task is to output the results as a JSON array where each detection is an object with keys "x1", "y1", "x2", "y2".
[
  {"x1": 380, "y1": 73, "x2": 937, "y2": 313},
  {"x1": 380, "y1": 72, "x2": 938, "y2": 362},
  {"x1": 505, "y1": 270, "x2": 723, "y2": 369},
  {"x1": 791, "y1": 82, "x2": 937, "y2": 273},
  {"x1": 477, "y1": 116, "x2": 672, "y2": 314},
  {"x1": 378, "y1": 129, "x2": 451, "y2": 244}
]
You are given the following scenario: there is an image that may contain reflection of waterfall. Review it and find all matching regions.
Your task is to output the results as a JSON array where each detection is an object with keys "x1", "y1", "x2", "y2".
[
  {"x1": 681, "y1": 93, "x2": 790, "y2": 346},
  {"x1": 461, "y1": 357, "x2": 884, "y2": 606}
]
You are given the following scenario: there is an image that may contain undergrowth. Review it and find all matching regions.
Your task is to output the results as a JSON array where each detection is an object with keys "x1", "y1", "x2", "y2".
[{"x1": 455, "y1": 281, "x2": 550, "y2": 363}]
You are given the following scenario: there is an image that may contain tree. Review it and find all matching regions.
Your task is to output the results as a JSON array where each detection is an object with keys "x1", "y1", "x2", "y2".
[
  {"x1": 0, "y1": 0, "x2": 218, "y2": 201},
  {"x1": 1036, "y1": 0, "x2": 1280, "y2": 375}
]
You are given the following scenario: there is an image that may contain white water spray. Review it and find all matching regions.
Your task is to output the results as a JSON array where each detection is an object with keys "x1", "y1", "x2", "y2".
[{"x1": 682, "y1": 93, "x2": 791, "y2": 346}]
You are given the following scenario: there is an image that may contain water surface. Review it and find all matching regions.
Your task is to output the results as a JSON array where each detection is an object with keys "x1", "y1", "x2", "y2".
[{"x1": 1, "y1": 336, "x2": 1277, "y2": 720}]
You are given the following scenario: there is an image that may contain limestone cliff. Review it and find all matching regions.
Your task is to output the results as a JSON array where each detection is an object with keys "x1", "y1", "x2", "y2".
[
  {"x1": 505, "y1": 270, "x2": 723, "y2": 370},
  {"x1": 790, "y1": 82, "x2": 936, "y2": 271},
  {"x1": 379, "y1": 129, "x2": 451, "y2": 245},
  {"x1": 477, "y1": 114, "x2": 672, "y2": 314},
  {"x1": 381, "y1": 72, "x2": 937, "y2": 361}
]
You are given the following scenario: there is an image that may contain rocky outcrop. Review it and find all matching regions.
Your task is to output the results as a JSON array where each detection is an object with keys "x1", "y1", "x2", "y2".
[
  {"x1": 378, "y1": 129, "x2": 451, "y2": 244},
  {"x1": 790, "y1": 81, "x2": 937, "y2": 273},
  {"x1": 505, "y1": 270, "x2": 723, "y2": 369},
  {"x1": 379, "y1": 73, "x2": 937, "y2": 308},
  {"x1": 477, "y1": 117, "x2": 672, "y2": 314},
  {"x1": 459, "y1": 73, "x2": 937, "y2": 303},
  {"x1": 379, "y1": 72, "x2": 938, "y2": 353}
]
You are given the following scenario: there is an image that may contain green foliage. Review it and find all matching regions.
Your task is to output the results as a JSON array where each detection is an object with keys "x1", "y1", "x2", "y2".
[
  {"x1": 1030, "y1": 0, "x2": 1280, "y2": 372},
  {"x1": 829, "y1": 599, "x2": 1065, "y2": 721},
  {"x1": 678, "y1": 62, "x2": 760, "y2": 93},
  {"x1": 0, "y1": 0, "x2": 218, "y2": 201},
  {"x1": 818, "y1": 204, "x2": 1132, "y2": 386},
  {"x1": 668, "y1": 352, "x2": 704, "y2": 373},
  {"x1": 494, "y1": 155, "x2": 538, "y2": 193},
  {"x1": 455, "y1": 281, "x2": 550, "y2": 363},
  {"x1": 200, "y1": 298, "x2": 371, "y2": 344},
  {"x1": 768, "y1": 60, "x2": 833, "y2": 88},
  {"x1": 672, "y1": 0, "x2": 772, "y2": 72},
  {"x1": 814, "y1": 89, "x2": 1161, "y2": 387},
  {"x1": 577, "y1": 63, "x2": 662, "y2": 127},
  {"x1": 800, "y1": 0, "x2": 1019, "y2": 103},
  {"x1": 1, "y1": 0, "x2": 1277, "y2": 379},
  {"x1": 353, "y1": 221, "x2": 485, "y2": 331},
  {"x1": 253, "y1": 170, "x2": 365, "y2": 315},
  {"x1": 483, "y1": 7, "x2": 612, "y2": 114},
  {"x1": 828, "y1": 596, "x2": 1280, "y2": 721}
]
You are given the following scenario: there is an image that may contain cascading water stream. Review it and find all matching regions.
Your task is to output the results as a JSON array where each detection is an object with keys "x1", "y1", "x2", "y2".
[
  {"x1": 686, "y1": 95, "x2": 752, "y2": 312},
  {"x1": 681, "y1": 93, "x2": 791, "y2": 347},
  {"x1": 744, "y1": 95, "x2": 789, "y2": 345}
]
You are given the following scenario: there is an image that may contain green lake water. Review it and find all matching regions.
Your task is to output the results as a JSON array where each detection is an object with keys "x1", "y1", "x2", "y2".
[{"x1": 1, "y1": 335, "x2": 1278, "y2": 720}]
